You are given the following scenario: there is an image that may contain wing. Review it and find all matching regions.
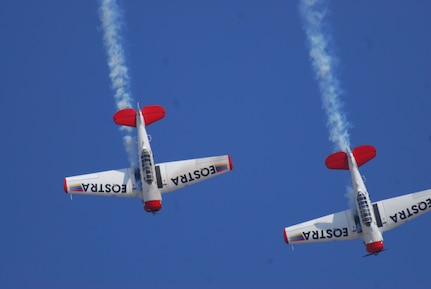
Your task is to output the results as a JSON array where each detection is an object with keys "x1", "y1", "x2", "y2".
[
  {"x1": 372, "y1": 189, "x2": 431, "y2": 233},
  {"x1": 154, "y1": 155, "x2": 233, "y2": 193},
  {"x1": 64, "y1": 168, "x2": 139, "y2": 198},
  {"x1": 284, "y1": 209, "x2": 361, "y2": 244}
]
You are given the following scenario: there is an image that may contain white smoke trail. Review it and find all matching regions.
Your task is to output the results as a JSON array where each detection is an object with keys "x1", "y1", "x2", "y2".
[
  {"x1": 299, "y1": 0, "x2": 350, "y2": 152},
  {"x1": 99, "y1": 0, "x2": 137, "y2": 167}
]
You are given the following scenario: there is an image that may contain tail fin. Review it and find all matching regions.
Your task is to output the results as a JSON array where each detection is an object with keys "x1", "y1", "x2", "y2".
[
  {"x1": 325, "y1": 145, "x2": 376, "y2": 170},
  {"x1": 113, "y1": 105, "x2": 166, "y2": 127}
]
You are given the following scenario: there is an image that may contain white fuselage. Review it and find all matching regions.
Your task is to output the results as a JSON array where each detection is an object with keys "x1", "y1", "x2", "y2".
[
  {"x1": 136, "y1": 108, "x2": 162, "y2": 205},
  {"x1": 347, "y1": 149, "x2": 383, "y2": 251}
]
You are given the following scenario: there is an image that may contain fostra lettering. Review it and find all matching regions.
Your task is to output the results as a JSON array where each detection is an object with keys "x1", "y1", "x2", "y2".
[
  {"x1": 171, "y1": 165, "x2": 217, "y2": 186},
  {"x1": 302, "y1": 228, "x2": 349, "y2": 240},
  {"x1": 390, "y1": 198, "x2": 431, "y2": 223},
  {"x1": 81, "y1": 183, "x2": 127, "y2": 194}
]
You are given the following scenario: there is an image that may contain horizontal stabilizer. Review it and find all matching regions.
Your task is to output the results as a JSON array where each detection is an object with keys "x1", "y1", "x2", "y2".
[
  {"x1": 325, "y1": 145, "x2": 376, "y2": 170},
  {"x1": 325, "y1": 151, "x2": 348, "y2": 170},
  {"x1": 352, "y1": 145, "x2": 376, "y2": 167},
  {"x1": 113, "y1": 105, "x2": 166, "y2": 127},
  {"x1": 114, "y1": 108, "x2": 136, "y2": 127},
  {"x1": 142, "y1": 105, "x2": 166, "y2": 125}
]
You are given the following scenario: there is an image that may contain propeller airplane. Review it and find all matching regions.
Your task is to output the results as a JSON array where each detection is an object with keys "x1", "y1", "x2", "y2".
[
  {"x1": 284, "y1": 145, "x2": 431, "y2": 255},
  {"x1": 64, "y1": 104, "x2": 233, "y2": 213}
]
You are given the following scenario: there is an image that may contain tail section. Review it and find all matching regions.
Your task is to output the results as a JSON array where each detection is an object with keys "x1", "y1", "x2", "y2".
[
  {"x1": 325, "y1": 145, "x2": 376, "y2": 170},
  {"x1": 114, "y1": 105, "x2": 166, "y2": 127}
]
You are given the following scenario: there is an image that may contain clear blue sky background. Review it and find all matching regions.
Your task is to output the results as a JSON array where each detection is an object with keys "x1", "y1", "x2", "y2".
[{"x1": 1, "y1": 1, "x2": 430, "y2": 288}]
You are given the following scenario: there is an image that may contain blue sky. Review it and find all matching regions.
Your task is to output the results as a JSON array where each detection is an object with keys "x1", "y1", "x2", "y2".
[{"x1": 1, "y1": 1, "x2": 430, "y2": 288}]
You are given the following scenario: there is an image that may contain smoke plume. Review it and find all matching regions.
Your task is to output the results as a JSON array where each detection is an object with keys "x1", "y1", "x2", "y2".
[
  {"x1": 99, "y1": 0, "x2": 137, "y2": 167},
  {"x1": 299, "y1": 0, "x2": 350, "y2": 152}
]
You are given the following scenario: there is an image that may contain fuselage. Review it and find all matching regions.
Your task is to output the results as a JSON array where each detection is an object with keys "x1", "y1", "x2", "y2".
[
  {"x1": 136, "y1": 107, "x2": 162, "y2": 212},
  {"x1": 347, "y1": 148, "x2": 384, "y2": 254}
]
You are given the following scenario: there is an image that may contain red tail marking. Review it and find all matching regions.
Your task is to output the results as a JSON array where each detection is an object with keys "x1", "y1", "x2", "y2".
[
  {"x1": 325, "y1": 151, "x2": 349, "y2": 170},
  {"x1": 114, "y1": 108, "x2": 136, "y2": 127},
  {"x1": 142, "y1": 105, "x2": 166, "y2": 126},
  {"x1": 352, "y1": 145, "x2": 376, "y2": 167},
  {"x1": 113, "y1": 105, "x2": 166, "y2": 127},
  {"x1": 325, "y1": 145, "x2": 377, "y2": 170}
]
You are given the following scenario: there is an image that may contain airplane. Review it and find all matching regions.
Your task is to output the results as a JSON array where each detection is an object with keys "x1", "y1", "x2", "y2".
[
  {"x1": 283, "y1": 145, "x2": 431, "y2": 255},
  {"x1": 64, "y1": 104, "x2": 233, "y2": 213}
]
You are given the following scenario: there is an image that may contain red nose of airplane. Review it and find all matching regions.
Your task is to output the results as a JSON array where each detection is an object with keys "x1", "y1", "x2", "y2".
[
  {"x1": 144, "y1": 200, "x2": 162, "y2": 213},
  {"x1": 366, "y1": 241, "x2": 384, "y2": 254}
]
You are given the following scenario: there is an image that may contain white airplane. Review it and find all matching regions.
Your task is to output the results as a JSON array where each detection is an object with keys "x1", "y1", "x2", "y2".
[
  {"x1": 283, "y1": 145, "x2": 431, "y2": 255},
  {"x1": 64, "y1": 104, "x2": 233, "y2": 213}
]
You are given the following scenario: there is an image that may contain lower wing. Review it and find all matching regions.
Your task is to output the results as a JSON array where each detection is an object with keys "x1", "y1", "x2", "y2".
[
  {"x1": 155, "y1": 155, "x2": 233, "y2": 193},
  {"x1": 372, "y1": 189, "x2": 431, "y2": 233},
  {"x1": 284, "y1": 209, "x2": 361, "y2": 244},
  {"x1": 64, "y1": 168, "x2": 138, "y2": 198}
]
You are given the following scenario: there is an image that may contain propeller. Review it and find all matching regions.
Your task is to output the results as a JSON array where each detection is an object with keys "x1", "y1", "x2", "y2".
[{"x1": 363, "y1": 248, "x2": 388, "y2": 257}]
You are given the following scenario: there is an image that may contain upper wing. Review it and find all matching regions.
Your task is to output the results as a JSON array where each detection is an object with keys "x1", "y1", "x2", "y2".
[
  {"x1": 64, "y1": 168, "x2": 139, "y2": 198},
  {"x1": 372, "y1": 189, "x2": 431, "y2": 233},
  {"x1": 154, "y1": 155, "x2": 233, "y2": 193},
  {"x1": 284, "y1": 209, "x2": 361, "y2": 244}
]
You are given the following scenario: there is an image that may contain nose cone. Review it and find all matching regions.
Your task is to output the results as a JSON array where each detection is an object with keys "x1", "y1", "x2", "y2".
[
  {"x1": 366, "y1": 241, "x2": 384, "y2": 254},
  {"x1": 144, "y1": 200, "x2": 162, "y2": 213}
]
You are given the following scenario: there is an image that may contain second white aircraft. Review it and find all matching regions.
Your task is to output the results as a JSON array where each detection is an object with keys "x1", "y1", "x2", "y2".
[{"x1": 284, "y1": 145, "x2": 431, "y2": 255}]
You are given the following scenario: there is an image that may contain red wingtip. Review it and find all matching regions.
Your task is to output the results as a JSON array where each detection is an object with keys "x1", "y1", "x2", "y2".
[
  {"x1": 228, "y1": 155, "x2": 233, "y2": 170},
  {"x1": 284, "y1": 229, "x2": 289, "y2": 244},
  {"x1": 63, "y1": 178, "x2": 68, "y2": 194}
]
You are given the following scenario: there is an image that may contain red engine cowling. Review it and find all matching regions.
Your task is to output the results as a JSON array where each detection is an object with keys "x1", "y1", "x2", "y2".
[
  {"x1": 144, "y1": 200, "x2": 162, "y2": 213},
  {"x1": 366, "y1": 241, "x2": 384, "y2": 254}
]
